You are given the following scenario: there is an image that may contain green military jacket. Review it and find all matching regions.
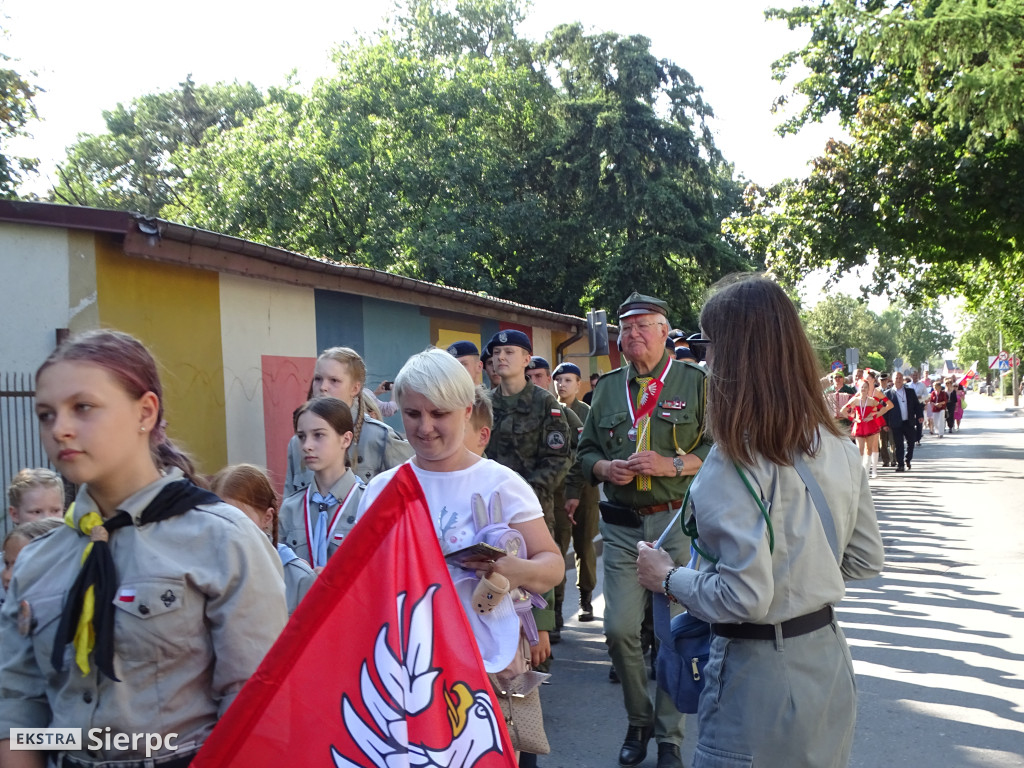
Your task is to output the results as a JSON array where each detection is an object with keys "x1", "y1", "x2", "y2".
[
  {"x1": 578, "y1": 351, "x2": 711, "y2": 507},
  {"x1": 564, "y1": 397, "x2": 591, "y2": 501},
  {"x1": 487, "y1": 382, "x2": 572, "y2": 508}
]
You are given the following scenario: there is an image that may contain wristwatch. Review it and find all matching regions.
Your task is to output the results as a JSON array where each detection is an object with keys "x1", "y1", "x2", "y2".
[{"x1": 673, "y1": 456, "x2": 684, "y2": 477}]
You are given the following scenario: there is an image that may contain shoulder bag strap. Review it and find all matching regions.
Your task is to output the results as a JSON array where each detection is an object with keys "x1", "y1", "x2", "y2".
[{"x1": 792, "y1": 453, "x2": 840, "y2": 563}]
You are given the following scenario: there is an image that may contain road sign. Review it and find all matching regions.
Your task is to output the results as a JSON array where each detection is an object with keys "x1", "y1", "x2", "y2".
[
  {"x1": 831, "y1": 360, "x2": 844, "y2": 372},
  {"x1": 991, "y1": 352, "x2": 1018, "y2": 371}
]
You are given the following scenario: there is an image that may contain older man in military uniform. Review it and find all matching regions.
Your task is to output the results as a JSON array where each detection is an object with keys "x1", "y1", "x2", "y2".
[{"x1": 577, "y1": 292, "x2": 711, "y2": 768}]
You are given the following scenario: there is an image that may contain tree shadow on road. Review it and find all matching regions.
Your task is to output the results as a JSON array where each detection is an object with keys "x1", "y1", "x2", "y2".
[{"x1": 842, "y1": 463, "x2": 1024, "y2": 766}]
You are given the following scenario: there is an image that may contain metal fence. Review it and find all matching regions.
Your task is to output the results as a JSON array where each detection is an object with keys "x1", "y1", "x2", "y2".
[{"x1": 1, "y1": 372, "x2": 51, "y2": 539}]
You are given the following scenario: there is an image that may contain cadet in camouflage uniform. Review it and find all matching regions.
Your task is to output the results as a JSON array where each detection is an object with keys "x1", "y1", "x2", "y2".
[
  {"x1": 485, "y1": 331, "x2": 572, "y2": 530},
  {"x1": 551, "y1": 361, "x2": 600, "y2": 623},
  {"x1": 525, "y1": 356, "x2": 587, "y2": 642},
  {"x1": 577, "y1": 292, "x2": 712, "y2": 768}
]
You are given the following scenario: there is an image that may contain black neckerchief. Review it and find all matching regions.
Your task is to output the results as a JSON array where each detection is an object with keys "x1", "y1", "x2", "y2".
[{"x1": 52, "y1": 479, "x2": 220, "y2": 681}]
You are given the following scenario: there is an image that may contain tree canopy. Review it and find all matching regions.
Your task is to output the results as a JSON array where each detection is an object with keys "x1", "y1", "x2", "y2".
[
  {"x1": 727, "y1": 0, "x2": 1024, "y2": 319},
  {"x1": 53, "y1": 76, "x2": 267, "y2": 215},
  {"x1": 0, "y1": 36, "x2": 39, "y2": 198},
  {"x1": 47, "y1": 0, "x2": 746, "y2": 326},
  {"x1": 801, "y1": 294, "x2": 951, "y2": 372}
]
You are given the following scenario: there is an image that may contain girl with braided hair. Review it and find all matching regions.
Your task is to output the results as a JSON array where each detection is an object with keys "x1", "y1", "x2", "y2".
[{"x1": 283, "y1": 347, "x2": 412, "y2": 494}]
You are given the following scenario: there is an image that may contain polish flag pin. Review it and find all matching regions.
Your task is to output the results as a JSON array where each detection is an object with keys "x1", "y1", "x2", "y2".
[{"x1": 117, "y1": 588, "x2": 137, "y2": 603}]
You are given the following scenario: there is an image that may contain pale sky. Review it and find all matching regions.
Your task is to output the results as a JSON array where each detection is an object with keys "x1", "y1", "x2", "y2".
[
  {"x1": 7, "y1": 0, "x2": 960, "y2": 326},
  {"x1": 3, "y1": 0, "x2": 837, "y2": 188}
]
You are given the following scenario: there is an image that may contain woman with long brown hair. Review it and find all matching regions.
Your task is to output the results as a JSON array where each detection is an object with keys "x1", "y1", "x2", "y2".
[{"x1": 637, "y1": 275, "x2": 884, "y2": 768}]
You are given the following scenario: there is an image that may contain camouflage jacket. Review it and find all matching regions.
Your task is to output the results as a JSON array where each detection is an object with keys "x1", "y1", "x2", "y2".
[{"x1": 486, "y1": 382, "x2": 572, "y2": 507}]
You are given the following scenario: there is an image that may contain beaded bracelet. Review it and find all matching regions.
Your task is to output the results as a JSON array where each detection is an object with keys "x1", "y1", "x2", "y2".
[{"x1": 663, "y1": 566, "x2": 680, "y2": 604}]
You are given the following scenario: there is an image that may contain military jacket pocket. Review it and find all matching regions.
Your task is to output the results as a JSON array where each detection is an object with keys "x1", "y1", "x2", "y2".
[
  {"x1": 655, "y1": 409, "x2": 696, "y2": 427},
  {"x1": 511, "y1": 415, "x2": 542, "y2": 435},
  {"x1": 111, "y1": 577, "x2": 189, "y2": 661},
  {"x1": 278, "y1": 521, "x2": 307, "y2": 557},
  {"x1": 597, "y1": 411, "x2": 630, "y2": 430},
  {"x1": 596, "y1": 411, "x2": 630, "y2": 454}
]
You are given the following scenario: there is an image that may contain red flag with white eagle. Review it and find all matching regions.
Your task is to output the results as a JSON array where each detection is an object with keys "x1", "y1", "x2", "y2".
[
  {"x1": 193, "y1": 463, "x2": 517, "y2": 768},
  {"x1": 959, "y1": 362, "x2": 978, "y2": 387}
]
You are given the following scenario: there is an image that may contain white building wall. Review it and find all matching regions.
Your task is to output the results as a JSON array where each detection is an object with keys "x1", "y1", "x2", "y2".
[
  {"x1": 218, "y1": 273, "x2": 317, "y2": 466},
  {"x1": 0, "y1": 223, "x2": 74, "y2": 372}
]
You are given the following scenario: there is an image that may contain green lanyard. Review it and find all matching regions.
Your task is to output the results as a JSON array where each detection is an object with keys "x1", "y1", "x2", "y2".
[{"x1": 680, "y1": 462, "x2": 775, "y2": 564}]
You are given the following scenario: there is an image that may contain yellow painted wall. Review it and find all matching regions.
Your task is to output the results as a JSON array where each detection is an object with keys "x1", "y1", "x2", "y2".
[
  {"x1": 95, "y1": 243, "x2": 227, "y2": 474},
  {"x1": 436, "y1": 328, "x2": 482, "y2": 353}
]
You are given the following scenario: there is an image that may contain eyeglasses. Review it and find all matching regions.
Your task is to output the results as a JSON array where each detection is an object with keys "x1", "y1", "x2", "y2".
[{"x1": 619, "y1": 321, "x2": 662, "y2": 336}]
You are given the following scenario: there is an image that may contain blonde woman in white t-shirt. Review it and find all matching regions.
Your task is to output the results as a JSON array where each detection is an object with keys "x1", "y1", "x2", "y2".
[{"x1": 356, "y1": 349, "x2": 564, "y2": 673}]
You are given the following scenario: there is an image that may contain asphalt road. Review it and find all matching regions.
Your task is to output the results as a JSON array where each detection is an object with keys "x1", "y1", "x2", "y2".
[{"x1": 539, "y1": 394, "x2": 1024, "y2": 767}]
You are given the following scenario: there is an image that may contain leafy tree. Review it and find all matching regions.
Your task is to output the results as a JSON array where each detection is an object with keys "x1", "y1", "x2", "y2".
[
  {"x1": 168, "y1": 1, "x2": 745, "y2": 321},
  {"x1": 727, "y1": 0, "x2": 1024, "y2": 314},
  {"x1": 53, "y1": 76, "x2": 266, "y2": 214},
  {"x1": 532, "y1": 23, "x2": 746, "y2": 325},
  {"x1": 957, "y1": 296, "x2": 1023, "y2": 380},
  {"x1": 801, "y1": 294, "x2": 892, "y2": 370},
  {"x1": 0, "y1": 38, "x2": 39, "y2": 198},
  {"x1": 170, "y1": 16, "x2": 554, "y2": 297},
  {"x1": 883, "y1": 301, "x2": 952, "y2": 372}
]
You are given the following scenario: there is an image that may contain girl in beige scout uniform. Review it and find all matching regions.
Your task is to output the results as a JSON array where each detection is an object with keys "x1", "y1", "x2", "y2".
[
  {"x1": 0, "y1": 329, "x2": 286, "y2": 768},
  {"x1": 639, "y1": 277, "x2": 883, "y2": 768},
  {"x1": 278, "y1": 397, "x2": 364, "y2": 574},
  {"x1": 284, "y1": 347, "x2": 412, "y2": 494},
  {"x1": 211, "y1": 464, "x2": 316, "y2": 616}
]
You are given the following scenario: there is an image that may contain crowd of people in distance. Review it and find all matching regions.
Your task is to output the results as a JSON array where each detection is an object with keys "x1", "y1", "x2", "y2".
[{"x1": 824, "y1": 366, "x2": 969, "y2": 478}]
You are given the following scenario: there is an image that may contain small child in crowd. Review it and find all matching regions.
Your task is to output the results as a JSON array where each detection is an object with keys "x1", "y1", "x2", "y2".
[
  {"x1": 464, "y1": 385, "x2": 494, "y2": 456},
  {"x1": 211, "y1": 463, "x2": 316, "y2": 615},
  {"x1": 2, "y1": 517, "x2": 63, "y2": 597},
  {"x1": 7, "y1": 467, "x2": 64, "y2": 525}
]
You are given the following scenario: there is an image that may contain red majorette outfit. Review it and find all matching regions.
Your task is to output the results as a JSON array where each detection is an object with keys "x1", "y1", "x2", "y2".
[{"x1": 849, "y1": 394, "x2": 889, "y2": 438}]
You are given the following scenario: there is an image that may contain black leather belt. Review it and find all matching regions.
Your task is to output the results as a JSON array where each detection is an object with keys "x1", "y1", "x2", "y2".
[
  {"x1": 712, "y1": 606, "x2": 834, "y2": 640},
  {"x1": 62, "y1": 751, "x2": 195, "y2": 768}
]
